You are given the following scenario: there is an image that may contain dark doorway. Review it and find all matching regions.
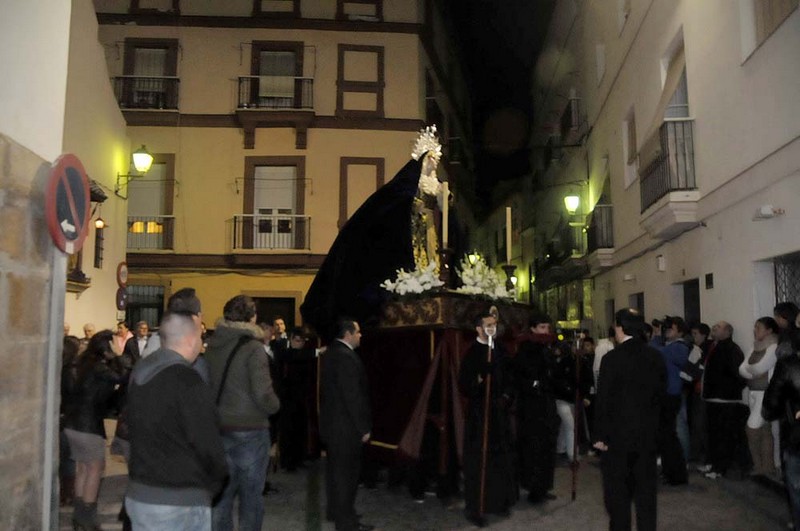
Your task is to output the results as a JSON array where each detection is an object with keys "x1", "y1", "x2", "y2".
[
  {"x1": 253, "y1": 297, "x2": 296, "y2": 330},
  {"x1": 126, "y1": 285, "x2": 165, "y2": 329},
  {"x1": 628, "y1": 292, "x2": 645, "y2": 317},
  {"x1": 683, "y1": 279, "x2": 700, "y2": 324}
]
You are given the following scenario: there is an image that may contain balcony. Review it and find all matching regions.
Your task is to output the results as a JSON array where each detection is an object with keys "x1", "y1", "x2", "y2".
[
  {"x1": 235, "y1": 76, "x2": 315, "y2": 149},
  {"x1": 113, "y1": 76, "x2": 179, "y2": 110},
  {"x1": 587, "y1": 204, "x2": 614, "y2": 275},
  {"x1": 127, "y1": 215, "x2": 175, "y2": 251},
  {"x1": 231, "y1": 214, "x2": 310, "y2": 251},
  {"x1": 237, "y1": 76, "x2": 313, "y2": 110},
  {"x1": 639, "y1": 119, "x2": 700, "y2": 239}
]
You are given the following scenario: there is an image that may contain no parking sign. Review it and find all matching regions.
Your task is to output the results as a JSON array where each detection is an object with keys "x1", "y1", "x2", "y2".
[{"x1": 45, "y1": 154, "x2": 91, "y2": 254}]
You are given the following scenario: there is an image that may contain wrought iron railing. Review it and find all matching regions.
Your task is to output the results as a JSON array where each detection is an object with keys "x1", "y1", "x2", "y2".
[
  {"x1": 587, "y1": 204, "x2": 614, "y2": 252},
  {"x1": 232, "y1": 214, "x2": 310, "y2": 250},
  {"x1": 113, "y1": 76, "x2": 180, "y2": 110},
  {"x1": 640, "y1": 119, "x2": 696, "y2": 213},
  {"x1": 127, "y1": 215, "x2": 175, "y2": 250},
  {"x1": 237, "y1": 76, "x2": 314, "y2": 109}
]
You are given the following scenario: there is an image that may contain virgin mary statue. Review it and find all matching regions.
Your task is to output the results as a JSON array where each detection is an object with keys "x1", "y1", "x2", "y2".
[{"x1": 300, "y1": 126, "x2": 445, "y2": 340}]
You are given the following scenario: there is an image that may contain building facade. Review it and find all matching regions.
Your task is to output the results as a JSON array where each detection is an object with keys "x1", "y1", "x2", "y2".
[
  {"x1": 528, "y1": 0, "x2": 800, "y2": 343},
  {"x1": 94, "y1": 0, "x2": 476, "y2": 327}
]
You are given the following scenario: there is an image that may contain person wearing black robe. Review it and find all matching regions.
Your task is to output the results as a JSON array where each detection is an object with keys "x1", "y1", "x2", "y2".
[
  {"x1": 458, "y1": 312, "x2": 517, "y2": 527},
  {"x1": 514, "y1": 314, "x2": 560, "y2": 504},
  {"x1": 277, "y1": 328, "x2": 319, "y2": 471}
]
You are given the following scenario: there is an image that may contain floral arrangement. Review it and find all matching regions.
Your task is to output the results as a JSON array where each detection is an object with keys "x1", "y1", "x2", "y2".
[
  {"x1": 412, "y1": 125, "x2": 442, "y2": 197},
  {"x1": 380, "y1": 260, "x2": 444, "y2": 296},
  {"x1": 455, "y1": 255, "x2": 514, "y2": 300}
]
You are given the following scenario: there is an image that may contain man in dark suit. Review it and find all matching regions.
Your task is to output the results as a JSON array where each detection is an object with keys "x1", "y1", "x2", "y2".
[
  {"x1": 319, "y1": 318, "x2": 373, "y2": 531},
  {"x1": 594, "y1": 308, "x2": 667, "y2": 531}
]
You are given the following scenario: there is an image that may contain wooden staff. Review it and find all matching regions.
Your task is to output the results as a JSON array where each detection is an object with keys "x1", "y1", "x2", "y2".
[{"x1": 479, "y1": 336, "x2": 493, "y2": 517}]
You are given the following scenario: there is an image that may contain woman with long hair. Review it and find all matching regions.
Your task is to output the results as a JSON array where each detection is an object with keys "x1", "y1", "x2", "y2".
[
  {"x1": 62, "y1": 330, "x2": 131, "y2": 530},
  {"x1": 739, "y1": 316, "x2": 779, "y2": 476}
]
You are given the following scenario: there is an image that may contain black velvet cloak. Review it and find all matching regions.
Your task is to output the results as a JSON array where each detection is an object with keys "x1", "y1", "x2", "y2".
[{"x1": 300, "y1": 157, "x2": 422, "y2": 341}]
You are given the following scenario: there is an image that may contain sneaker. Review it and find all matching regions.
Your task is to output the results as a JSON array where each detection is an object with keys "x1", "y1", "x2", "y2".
[
  {"x1": 697, "y1": 464, "x2": 713, "y2": 473},
  {"x1": 704, "y1": 471, "x2": 721, "y2": 479}
]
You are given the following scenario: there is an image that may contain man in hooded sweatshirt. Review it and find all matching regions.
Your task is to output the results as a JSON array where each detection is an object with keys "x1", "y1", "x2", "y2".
[
  {"x1": 206, "y1": 295, "x2": 281, "y2": 531},
  {"x1": 125, "y1": 311, "x2": 228, "y2": 530}
]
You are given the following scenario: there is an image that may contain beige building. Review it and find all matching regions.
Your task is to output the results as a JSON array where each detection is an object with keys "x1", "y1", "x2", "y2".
[
  {"x1": 93, "y1": 0, "x2": 476, "y2": 327},
  {"x1": 527, "y1": 0, "x2": 800, "y2": 344}
]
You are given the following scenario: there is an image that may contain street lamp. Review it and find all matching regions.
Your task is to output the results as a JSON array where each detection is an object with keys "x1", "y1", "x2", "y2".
[
  {"x1": 564, "y1": 194, "x2": 580, "y2": 215},
  {"x1": 116, "y1": 145, "x2": 154, "y2": 199}
]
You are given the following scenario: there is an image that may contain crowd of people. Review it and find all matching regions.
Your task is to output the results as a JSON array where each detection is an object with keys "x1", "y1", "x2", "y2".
[
  {"x1": 458, "y1": 302, "x2": 800, "y2": 530},
  {"x1": 60, "y1": 290, "x2": 327, "y2": 531},
  {"x1": 59, "y1": 296, "x2": 800, "y2": 530}
]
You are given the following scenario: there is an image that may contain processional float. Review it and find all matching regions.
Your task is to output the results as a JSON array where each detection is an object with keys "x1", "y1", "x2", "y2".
[{"x1": 300, "y1": 125, "x2": 530, "y2": 497}]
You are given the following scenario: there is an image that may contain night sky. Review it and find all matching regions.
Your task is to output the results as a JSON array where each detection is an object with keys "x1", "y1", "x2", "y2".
[{"x1": 445, "y1": 0, "x2": 556, "y2": 205}]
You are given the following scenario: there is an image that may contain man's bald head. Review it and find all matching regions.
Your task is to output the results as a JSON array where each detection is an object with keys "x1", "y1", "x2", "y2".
[{"x1": 712, "y1": 321, "x2": 733, "y2": 341}]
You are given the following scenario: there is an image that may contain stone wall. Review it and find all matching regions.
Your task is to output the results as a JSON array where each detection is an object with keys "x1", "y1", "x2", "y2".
[{"x1": 0, "y1": 133, "x2": 58, "y2": 529}]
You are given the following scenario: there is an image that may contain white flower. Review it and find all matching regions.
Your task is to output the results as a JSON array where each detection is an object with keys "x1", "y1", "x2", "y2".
[
  {"x1": 382, "y1": 260, "x2": 444, "y2": 296},
  {"x1": 455, "y1": 255, "x2": 513, "y2": 300}
]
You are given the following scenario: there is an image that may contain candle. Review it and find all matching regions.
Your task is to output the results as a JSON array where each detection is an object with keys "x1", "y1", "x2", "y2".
[
  {"x1": 442, "y1": 182, "x2": 449, "y2": 249},
  {"x1": 505, "y1": 206, "x2": 512, "y2": 263}
]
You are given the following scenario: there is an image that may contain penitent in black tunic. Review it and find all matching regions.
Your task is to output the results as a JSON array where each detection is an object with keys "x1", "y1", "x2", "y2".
[
  {"x1": 458, "y1": 340, "x2": 518, "y2": 516},
  {"x1": 514, "y1": 337, "x2": 559, "y2": 500}
]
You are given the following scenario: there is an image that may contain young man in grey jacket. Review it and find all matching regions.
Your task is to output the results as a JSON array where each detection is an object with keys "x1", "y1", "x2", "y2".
[{"x1": 205, "y1": 295, "x2": 280, "y2": 531}]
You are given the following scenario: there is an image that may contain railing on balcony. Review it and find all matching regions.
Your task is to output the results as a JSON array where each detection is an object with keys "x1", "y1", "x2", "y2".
[
  {"x1": 587, "y1": 204, "x2": 614, "y2": 252},
  {"x1": 640, "y1": 119, "x2": 696, "y2": 213},
  {"x1": 232, "y1": 214, "x2": 310, "y2": 250},
  {"x1": 113, "y1": 76, "x2": 180, "y2": 110},
  {"x1": 237, "y1": 76, "x2": 314, "y2": 110},
  {"x1": 127, "y1": 215, "x2": 175, "y2": 250}
]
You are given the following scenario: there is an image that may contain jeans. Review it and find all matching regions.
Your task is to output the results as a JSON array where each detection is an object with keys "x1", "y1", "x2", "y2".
[
  {"x1": 555, "y1": 400, "x2": 575, "y2": 461},
  {"x1": 212, "y1": 429, "x2": 270, "y2": 531},
  {"x1": 784, "y1": 449, "x2": 800, "y2": 530},
  {"x1": 126, "y1": 497, "x2": 211, "y2": 531}
]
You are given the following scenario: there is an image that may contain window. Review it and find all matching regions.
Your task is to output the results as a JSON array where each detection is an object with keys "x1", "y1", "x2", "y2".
[
  {"x1": 755, "y1": 0, "x2": 798, "y2": 46},
  {"x1": 247, "y1": 41, "x2": 306, "y2": 109},
  {"x1": 595, "y1": 44, "x2": 606, "y2": 85},
  {"x1": 337, "y1": 0, "x2": 383, "y2": 21},
  {"x1": 664, "y1": 69, "x2": 689, "y2": 118},
  {"x1": 623, "y1": 108, "x2": 638, "y2": 188},
  {"x1": 617, "y1": 0, "x2": 631, "y2": 33},
  {"x1": 241, "y1": 157, "x2": 307, "y2": 250},
  {"x1": 129, "y1": 0, "x2": 179, "y2": 13},
  {"x1": 638, "y1": 41, "x2": 687, "y2": 171},
  {"x1": 127, "y1": 154, "x2": 175, "y2": 250},
  {"x1": 775, "y1": 251, "x2": 800, "y2": 303},
  {"x1": 252, "y1": 0, "x2": 299, "y2": 17},
  {"x1": 337, "y1": 44, "x2": 385, "y2": 117},
  {"x1": 121, "y1": 39, "x2": 179, "y2": 110},
  {"x1": 94, "y1": 227, "x2": 104, "y2": 269}
]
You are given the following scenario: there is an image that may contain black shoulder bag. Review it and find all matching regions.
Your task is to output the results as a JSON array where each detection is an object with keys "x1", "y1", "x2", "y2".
[{"x1": 215, "y1": 335, "x2": 254, "y2": 405}]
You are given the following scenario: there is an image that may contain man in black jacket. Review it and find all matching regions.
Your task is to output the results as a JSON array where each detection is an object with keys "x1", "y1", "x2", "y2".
[
  {"x1": 125, "y1": 311, "x2": 228, "y2": 529},
  {"x1": 763, "y1": 341, "x2": 800, "y2": 530},
  {"x1": 320, "y1": 318, "x2": 373, "y2": 531},
  {"x1": 702, "y1": 321, "x2": 747, "y2": 478},
  {"x1": 594, "y1": 308, "x2": 666, "y2": 531}
]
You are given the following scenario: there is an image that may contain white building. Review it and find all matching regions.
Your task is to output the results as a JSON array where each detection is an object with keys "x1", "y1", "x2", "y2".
[{"x1": 529, "y1": 0, "x2": 800, "y2": 348}]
